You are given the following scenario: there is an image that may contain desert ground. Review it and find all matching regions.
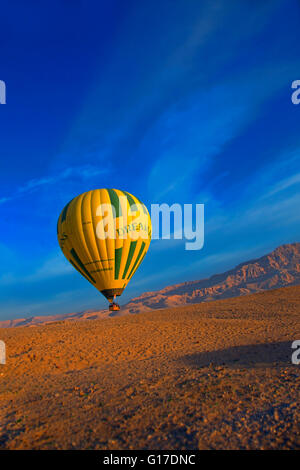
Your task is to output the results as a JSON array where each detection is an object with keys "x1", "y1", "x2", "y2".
[{"x1": 0, "y1": 285, "x2": 299, "y2": 450}]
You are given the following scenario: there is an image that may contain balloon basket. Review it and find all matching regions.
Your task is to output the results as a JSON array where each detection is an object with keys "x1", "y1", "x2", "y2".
[{"x1": 109, "y1": 302, "x2": 120, "y2": 312}]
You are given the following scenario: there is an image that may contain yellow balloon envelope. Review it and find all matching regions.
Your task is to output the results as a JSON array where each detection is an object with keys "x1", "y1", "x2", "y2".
[{"x1": 57, "y1": 189, "x2": 151, "y2": 305}]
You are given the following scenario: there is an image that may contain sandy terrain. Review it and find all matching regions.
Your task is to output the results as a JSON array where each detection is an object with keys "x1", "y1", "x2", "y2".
[{"x1": 0, "y1": 285, "x2": 299, "y2": 450}]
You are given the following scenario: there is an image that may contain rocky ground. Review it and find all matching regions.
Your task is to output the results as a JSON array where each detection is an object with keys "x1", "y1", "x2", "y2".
[{"x1": 0, "y1": 285, "x2": 299, "y2": 449}]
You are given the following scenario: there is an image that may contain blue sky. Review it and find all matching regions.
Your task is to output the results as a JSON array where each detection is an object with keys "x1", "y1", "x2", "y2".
[{"x1": 0, "y1": 0, "x2": 300, "y2": 320}]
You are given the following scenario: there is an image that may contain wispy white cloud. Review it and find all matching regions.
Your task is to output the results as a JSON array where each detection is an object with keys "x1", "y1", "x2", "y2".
[
  {"x1": 260, "y1": 172, "x2": 300, "y2": 200},
  {"x1": 0, "y1": 164, "x2": 108, "y2": 205},
  {"x1": 144, "y1": 57, "x2": 300, "y2": 203},
  {"x1": 0, "y1": 252, "x2": 73, "y2": 287},
  {"x1": 203, "y1": 148, "x2": 300, "y2": 244}
]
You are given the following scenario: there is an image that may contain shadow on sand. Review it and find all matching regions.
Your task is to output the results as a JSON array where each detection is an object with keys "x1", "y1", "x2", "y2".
[{"x1": 183, "y1": 341, "x2": 294, "y2": 369}]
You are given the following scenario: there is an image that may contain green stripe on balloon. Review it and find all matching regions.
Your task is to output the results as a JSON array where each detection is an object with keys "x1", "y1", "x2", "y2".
[
  {"x1": 122, "y1": 241, "x2": 137, "y2": 279},
  {"x1": 69, "y1": 259, "x2": 90, "y2": 283},
  {"x1": 128, "y1": 242, "x2": 146, "y2": 279},
  {"x1": 123, "y1": 190, "x2": 137, "y2": 210},
  {"x1": 70, "y1": 248, "x2": 96, "y2": 284},
  {"x1": 123, "y1": 190, "x2": 147, "y2": 215},
  {"x1": 106, "y1": 188, "x2": 122, "y2": 218},
  {"x1": 114, "y1": 247, "x2": 123, "y2": 279}
]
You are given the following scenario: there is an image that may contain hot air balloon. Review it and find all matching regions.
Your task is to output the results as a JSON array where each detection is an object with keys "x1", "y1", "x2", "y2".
[{"x1": 57, "y1": 189, "x2": 151, "y2": 311}]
